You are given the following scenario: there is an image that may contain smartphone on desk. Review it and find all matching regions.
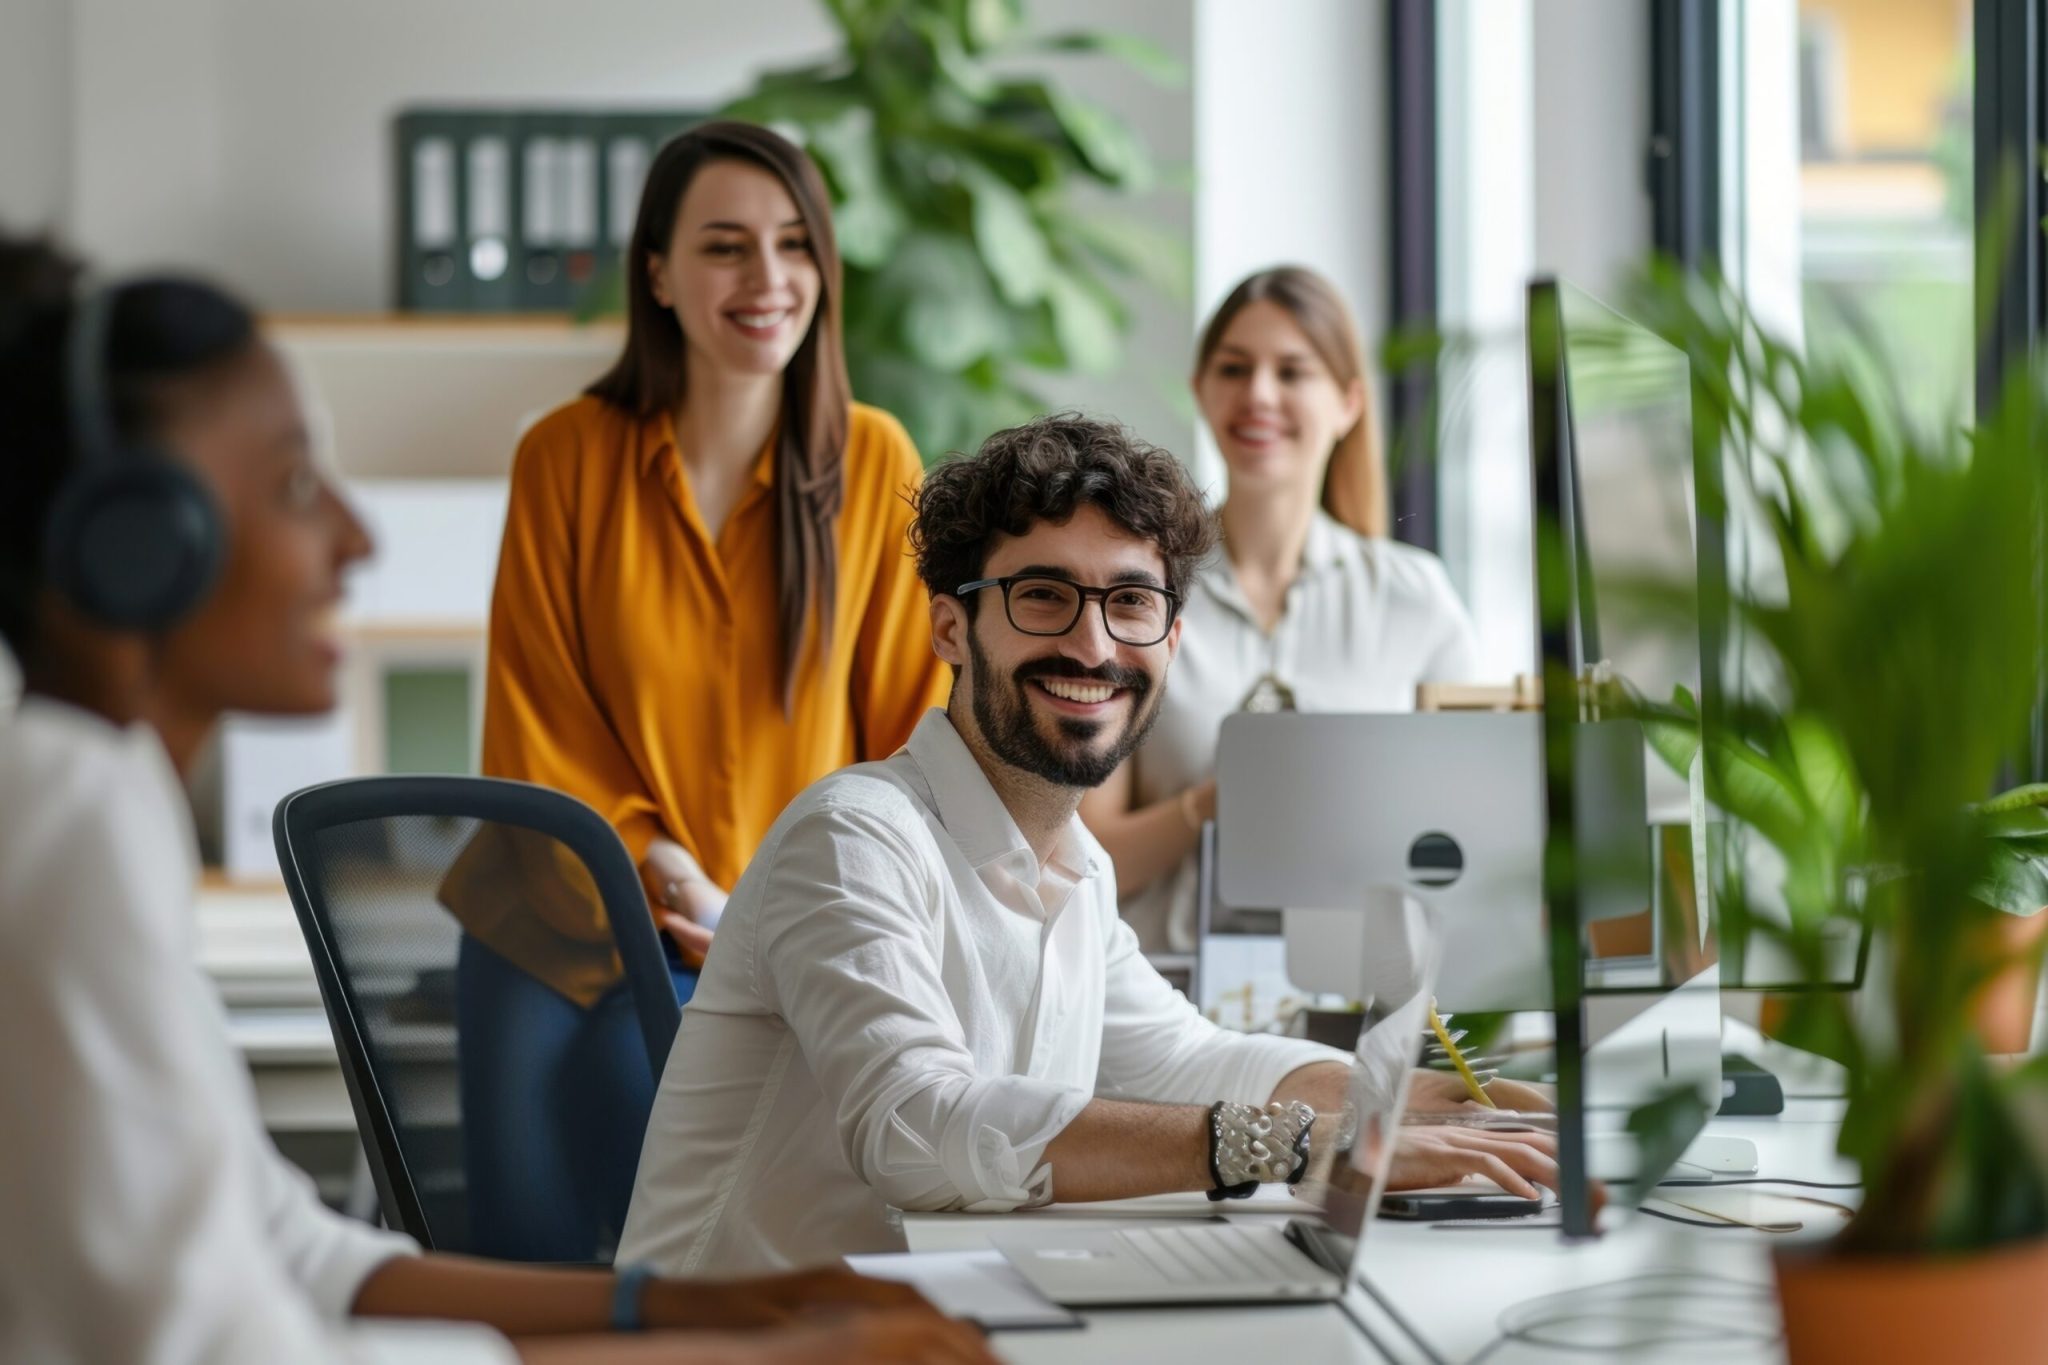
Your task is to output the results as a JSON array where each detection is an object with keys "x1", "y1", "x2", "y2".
[{"x1": 1378, "y1": 1192, "x2": 1547, "y2": 1221}]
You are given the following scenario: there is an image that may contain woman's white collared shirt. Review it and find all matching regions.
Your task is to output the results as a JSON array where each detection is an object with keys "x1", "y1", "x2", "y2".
[
  {"x1": 618, "y1": 708, "x2": 1339, "y2": 1273},
  {"x1": 0, "y1": 698, "x2": 513, "y2": 1365},
  {"x1": 1122, "y1": 513, "x2": 1482, "y2": 951}
]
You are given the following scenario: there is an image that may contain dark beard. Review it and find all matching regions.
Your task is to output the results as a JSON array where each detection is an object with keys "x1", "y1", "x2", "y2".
[{"x1": 966, "y1": 630, "x2": 1165, "y2": 789}]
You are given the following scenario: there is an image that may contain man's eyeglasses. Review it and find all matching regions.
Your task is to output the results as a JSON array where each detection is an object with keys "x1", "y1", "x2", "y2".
[{"x1": 954, "y1": 574, "x2": 1181, "y2": 647}]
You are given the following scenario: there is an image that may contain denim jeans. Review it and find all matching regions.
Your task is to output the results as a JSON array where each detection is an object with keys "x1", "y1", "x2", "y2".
[{"x1": 453, "y1": 934, "x2": 694, "y2": 1260}]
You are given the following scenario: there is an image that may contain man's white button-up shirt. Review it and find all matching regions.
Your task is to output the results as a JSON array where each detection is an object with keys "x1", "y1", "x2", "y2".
[{"x1": 618, "y1": 708, "x2": 1340, "y2": 1272}]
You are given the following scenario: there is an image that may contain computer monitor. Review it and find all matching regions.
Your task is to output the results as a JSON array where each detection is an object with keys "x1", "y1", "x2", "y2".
[
  {"x1": 1214, "y1": 711, "x2": 1548, "y2": 1012},
  {"x1": 1529, "y1": 277, "x2": 1732, "y2": 1237},
  {"x1": 1538, "y1": 274, "x2": 1867, "y2": 994}
]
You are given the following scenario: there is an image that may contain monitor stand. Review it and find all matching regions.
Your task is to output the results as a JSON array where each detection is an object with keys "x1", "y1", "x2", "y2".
[
  {"x1": 1670, "y1": 1134, "x2": 1761, "y2": 1176},
  {"x1": 1280, "y1": 892, "x2": 1759, "y2": 1178},
  {"x1": 1280, "y1": 890, "x2": 1427, "y2": 1002},
  {"x1": 1718, "y1": 1052, "x2": 1787, "y2": 1115}
]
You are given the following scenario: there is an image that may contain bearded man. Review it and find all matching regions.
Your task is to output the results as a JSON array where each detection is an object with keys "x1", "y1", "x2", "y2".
[{"x1": 617, "y1": 415, "x2": 1557, "y2": 1273}]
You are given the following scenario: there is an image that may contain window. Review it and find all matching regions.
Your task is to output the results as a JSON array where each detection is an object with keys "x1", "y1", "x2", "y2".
[{"x1": 1709, "y1": 2, "x2": 1974, "y2": 424}]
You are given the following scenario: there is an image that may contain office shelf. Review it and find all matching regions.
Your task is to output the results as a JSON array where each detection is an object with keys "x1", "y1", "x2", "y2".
[{"x1": 271, "y1": 314, "x2": 622, "y2": 480}]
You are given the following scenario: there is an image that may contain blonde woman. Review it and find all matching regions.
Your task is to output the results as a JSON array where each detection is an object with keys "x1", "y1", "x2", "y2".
[{"x1": 1081, "y1": 266, "x2": 1480, "y2": 953}]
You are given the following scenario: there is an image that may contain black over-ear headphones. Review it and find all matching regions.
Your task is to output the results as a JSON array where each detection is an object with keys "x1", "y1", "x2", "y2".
[{"x1": 41, "y1": 283, "x2": 226, "y2": 630}]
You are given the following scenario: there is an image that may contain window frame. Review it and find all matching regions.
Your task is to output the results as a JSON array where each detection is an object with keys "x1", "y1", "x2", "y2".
[{"x1": 1386, "y1": 0, "x2": 1441, "y2": 552}]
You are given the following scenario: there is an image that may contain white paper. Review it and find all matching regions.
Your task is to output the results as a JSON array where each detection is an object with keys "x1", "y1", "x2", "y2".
[
  {"x1": 221, "y1": 712, "x2": 353, "y2": 881},
  {"x1": 845, "y1": 1250, "x2": 1081, "y2": 1330}
]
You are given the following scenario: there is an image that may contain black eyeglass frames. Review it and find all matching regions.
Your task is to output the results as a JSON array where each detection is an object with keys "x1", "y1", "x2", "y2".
[{"x1": 954, "y1": 574, "x2": 1180, "y2": 647}]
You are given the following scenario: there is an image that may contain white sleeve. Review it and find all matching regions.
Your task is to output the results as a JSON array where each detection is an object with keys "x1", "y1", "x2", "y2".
[
  {"x1": 244, "y1": 1030, "x2": 418, "y2": 1317},
  {"x1": 1419, "y1": 558, "x2": 1484, "y2": 684},
  {"x1": 754, "y1": 805, "x2": 1093, "y2": 1212},
  {"x1": 0, "y1": 741, "x2": 514, "y2": 1365},
  {"x1": 1095, "y1": 913, "x2": 1343, "y2": 1106}
]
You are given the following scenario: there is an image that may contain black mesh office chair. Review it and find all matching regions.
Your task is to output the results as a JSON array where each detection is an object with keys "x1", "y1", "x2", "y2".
[{"x1": 272, "y1": 776, "x2": 681, "y2": 1262}]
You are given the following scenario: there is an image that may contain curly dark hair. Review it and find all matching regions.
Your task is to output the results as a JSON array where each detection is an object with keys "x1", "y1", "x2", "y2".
[{"x1": 910, "y1": 413, "x2": 1217, "y2": 607}]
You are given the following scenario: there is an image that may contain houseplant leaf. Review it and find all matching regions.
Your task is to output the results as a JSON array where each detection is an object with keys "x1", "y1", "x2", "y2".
[
  {"x1": 1969, "y1": 839, "x2": 2048, "y2": 918},
  {"x1": 962, "y1": 166, "x2": 1054, "y2": 305},
  {"x1": 962, "y1": 0, "x2": 1023, "y2": 50},
  {"x1": 715, "y1": 0, "x2": 1183, "y2": 465},
  {"x1": 1025, "y1": 30, "x2": 1187, "y2": 85},
  {"x1": 1044, "y1": 267, "x2": 1121, "y2": 375},
  {"x1": 1062, "y1": 211, "x2": 1193, "y2": 301},
  {"x1": 994, "y1": 79, "x2": 1153, "y2": 189},
  {"x1": 892, "y1": 233, "x2": 1006, "y2": 370},
  {"x1": 805, "y1": 109, "x2": 908, "y2": 268}
]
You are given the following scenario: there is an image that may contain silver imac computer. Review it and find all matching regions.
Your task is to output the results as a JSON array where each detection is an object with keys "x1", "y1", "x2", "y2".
[{"x1": 1215, "y1": 710, "x2": 1549, "y2": 1012}]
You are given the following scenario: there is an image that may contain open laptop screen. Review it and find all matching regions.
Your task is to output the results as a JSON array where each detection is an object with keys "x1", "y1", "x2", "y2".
[{"x1": 1291, "y1": 900, "x2": 1442, "y2": 1256}]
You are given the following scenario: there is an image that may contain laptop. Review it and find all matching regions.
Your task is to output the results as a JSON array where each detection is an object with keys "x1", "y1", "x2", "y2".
[{"x1": 989, "y1": 906, "x2": 1441, "y2": 1307}]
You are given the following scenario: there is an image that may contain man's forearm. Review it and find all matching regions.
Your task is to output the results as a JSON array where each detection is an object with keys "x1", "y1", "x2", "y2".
[
  {"x1": 1269, "y1": 1060, "x2": 1350, "y2": 1117},
  {"x1": 1040, "y1": 1065, "x2": 1354, "y2": 1203},
  {"x1": 1040, "y1": 1097, "x2": 1213, "y2": 1202}
]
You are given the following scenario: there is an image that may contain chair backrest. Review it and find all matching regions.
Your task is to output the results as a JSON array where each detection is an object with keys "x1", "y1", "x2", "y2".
[{"x1": 272, "y1": 775, "x2": 680, "y2": 1259}]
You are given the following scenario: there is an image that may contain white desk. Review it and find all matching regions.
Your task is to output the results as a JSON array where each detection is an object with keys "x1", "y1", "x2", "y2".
[
  {"x1": 196, "y1": 875, "x2": 1853, "y2": 1359},
  {"x1": 905, "y1": 1101, "x2": 1853, "y2": 1364}
]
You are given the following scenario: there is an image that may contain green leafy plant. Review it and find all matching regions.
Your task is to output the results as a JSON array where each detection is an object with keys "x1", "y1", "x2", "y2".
[
  {"x1": 722, "y1": 0, "x2": 1189, "y2": 460},
  {"x1": 1621, "y1": 258, "x2": 2048, "y2": 1255}
]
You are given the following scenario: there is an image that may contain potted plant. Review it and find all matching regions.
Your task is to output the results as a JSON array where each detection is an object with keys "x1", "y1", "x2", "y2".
[
  {"x1": 721, "y1": 0, "x2": 1189, "y2": 461},
  {"x1": 1622, "y1": 262, "x2": 2048, "y2": 1362}
]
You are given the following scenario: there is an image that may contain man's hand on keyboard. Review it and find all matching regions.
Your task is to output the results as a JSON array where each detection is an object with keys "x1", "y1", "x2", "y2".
[
  {"x1": 1385, "y1": 1125, "x2": 1560, "y2": 1200},
  {"x1": 1407, "y1": 1070, "x2": 1555, "y2": 1115}
]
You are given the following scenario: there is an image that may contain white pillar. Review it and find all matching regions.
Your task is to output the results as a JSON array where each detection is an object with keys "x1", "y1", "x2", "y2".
[{"x1": 1192, "y1": 0, "x2": 1388, "y2": 499}]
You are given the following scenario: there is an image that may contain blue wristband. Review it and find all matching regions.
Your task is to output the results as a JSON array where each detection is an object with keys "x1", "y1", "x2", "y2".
[{"x1": 611, "y1": 1262, "x2": 657, "y2": 1333}]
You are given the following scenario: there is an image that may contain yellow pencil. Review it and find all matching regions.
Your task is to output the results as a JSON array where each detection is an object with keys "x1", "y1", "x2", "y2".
[{"x1": 1428, "y1": 1001, "x2": 1496, "y2": 1108}]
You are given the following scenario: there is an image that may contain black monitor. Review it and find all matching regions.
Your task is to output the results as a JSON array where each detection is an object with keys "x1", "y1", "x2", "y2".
[{"x1": 1528, "y1": 277, "x2": 1729, "y2": 1237}]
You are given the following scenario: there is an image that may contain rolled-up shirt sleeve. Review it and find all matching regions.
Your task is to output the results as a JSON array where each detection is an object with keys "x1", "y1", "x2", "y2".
[
  {"x1": 1095, "y1": 913, "x2": 1346, "y2": 1105},
  {"x1": 754, "y1": 804, "x2": 1093, "y2": 1212},
  {"x1": 254, "y1": 1119, "x2": 419, "y2": 1319}
]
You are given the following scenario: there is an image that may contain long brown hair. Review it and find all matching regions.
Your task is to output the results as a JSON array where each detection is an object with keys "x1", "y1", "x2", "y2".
[
  {"x1": 1193, "y1": 266, "x2": 1387, "y2": 538},
  {"x1": 588, "y1": 120, "x2": 850, "y2": 701}
]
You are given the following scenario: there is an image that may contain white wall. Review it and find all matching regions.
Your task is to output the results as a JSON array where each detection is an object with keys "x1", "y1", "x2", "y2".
[
  {"x1": 1434, "y1": 0, "x2": 1658, "y2": 681},
  {"x1": 70, "y1": 1, "x2": 232, "y2": 280},
  {"x1": 0, "y1": 0, "x2": 72, "y2": 233},
  {"x1": 1724, "y1": 0, "x2": 1805, "y2": 342},
  {"x1": 1438, "y1": 0, "x2": 1538, "y2": 681},
  {"x1": 1192, "y1": 0, "x2": 1386, "y2": 496},
  {"x1": 65, "y1": 0, "x2": 841, "y2": 310},
  {"x1": 1530, "y1": 0, "x2": 1654, "y2": 297},
  {"x1": 30, "y1": 0, "x2": 1192, "y2": 453}
]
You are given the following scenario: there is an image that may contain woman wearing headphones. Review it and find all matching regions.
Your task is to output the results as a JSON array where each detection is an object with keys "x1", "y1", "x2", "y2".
[
  {"x1": 1080, "y1": 266, "x2": 1482, "y2": 955},
  {"x1": 0, "y1": 236, "x2": 991, "y2": 1364},
  {"x1": 474, "y1": 121, "x2": 947, "y2": 995}
]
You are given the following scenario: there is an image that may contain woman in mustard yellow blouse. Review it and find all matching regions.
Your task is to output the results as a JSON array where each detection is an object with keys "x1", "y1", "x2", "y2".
[{"x1": 484, "y1": 121, "x2": 946, "y2": 969}]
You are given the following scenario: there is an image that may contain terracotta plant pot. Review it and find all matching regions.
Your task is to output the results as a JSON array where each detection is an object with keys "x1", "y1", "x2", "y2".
[
  {"x1": 1972, "y1": 911, "x2": 2048, "y2": 1054},
  {"x1": 1760, "y1": 909, "x2": 2048, "y2": 1054},
  {"x1": 1775, "y1": 1239, "x2": 2048, "y2": 1364}
]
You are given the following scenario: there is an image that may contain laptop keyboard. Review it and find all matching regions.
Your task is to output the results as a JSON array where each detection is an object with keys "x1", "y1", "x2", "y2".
[{"x1": 1120, "y1": 1223, "x2": 1317, "y2": 1285}]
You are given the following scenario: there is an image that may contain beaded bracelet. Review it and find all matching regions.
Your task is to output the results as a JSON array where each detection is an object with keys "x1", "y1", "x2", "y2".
[{"x1": 1206, "y1": 1099, "x2": 1315, "y2": 1201}]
